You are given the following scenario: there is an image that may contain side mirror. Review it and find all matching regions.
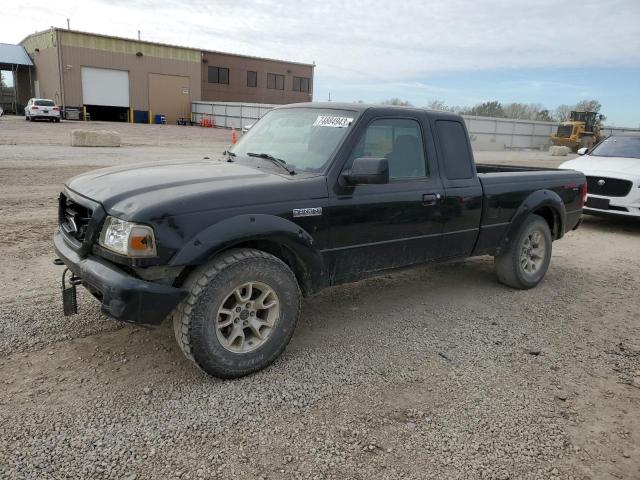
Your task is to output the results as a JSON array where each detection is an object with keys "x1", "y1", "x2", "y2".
[
  {"x1": 343, "y1": 157, "x2": 389, "y2": 185},
  {"x1": 577, "y1": 147, "x2": 588, "y2": 155}
]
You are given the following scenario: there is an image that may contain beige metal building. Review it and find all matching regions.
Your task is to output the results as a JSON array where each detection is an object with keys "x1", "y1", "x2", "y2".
[
  {"x1": 201, "y1": 50, "x2": 313, "y2": 105},
  {"x1": 19, "y1": 28, "x2": 314, "y2": 123}
]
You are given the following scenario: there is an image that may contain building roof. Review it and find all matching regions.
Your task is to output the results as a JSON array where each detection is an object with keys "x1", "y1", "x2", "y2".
[
  {"x1": 0, "y1": 43, "x2": 33, "y2": 66},
  {"x1": 20, "y1": 28, "x2": 314, "y2": 68}
]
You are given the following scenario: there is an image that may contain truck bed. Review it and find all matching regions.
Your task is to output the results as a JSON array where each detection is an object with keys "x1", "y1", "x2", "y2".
[
  {"x1": 476, "y1": 163, "x2": 582, "y2": 188},
  {"x1": 476, "y1": 163, "x2": 561, "y2": 174},
  {"x1": 471, "y1": 164, "x2": 585, "y2": 256}
]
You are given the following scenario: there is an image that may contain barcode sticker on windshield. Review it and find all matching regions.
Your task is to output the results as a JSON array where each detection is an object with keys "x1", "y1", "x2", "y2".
[{"x1": 313, "y1": 115, "x2": 354, "y2": 128}]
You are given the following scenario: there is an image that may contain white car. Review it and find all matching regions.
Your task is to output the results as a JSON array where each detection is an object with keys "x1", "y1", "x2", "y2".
[
  {"x1": 559, "y1": 133, "x2": 640, "y2": 217},
  {"x1": 25, "y1": 98, "x2": 61, "y2": 122}
]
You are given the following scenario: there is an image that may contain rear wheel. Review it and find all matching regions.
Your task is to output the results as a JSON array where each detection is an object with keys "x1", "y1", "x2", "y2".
[
  {"x1": 495, "y1": 214, "x2": 552, "y2": 289},
  {"x1": 173, "y1": 248, "x2": 301, "y2": 378}
]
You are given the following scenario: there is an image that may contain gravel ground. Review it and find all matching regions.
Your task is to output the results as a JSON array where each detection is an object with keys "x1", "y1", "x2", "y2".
[{"x1": 0, "y1": 115, "x2": 639, "y2": 479}]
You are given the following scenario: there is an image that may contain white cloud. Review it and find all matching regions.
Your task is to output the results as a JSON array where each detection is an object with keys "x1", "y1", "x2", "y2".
[{"x1": 2, "y1": 0, "x2": 639, "y2": 103}]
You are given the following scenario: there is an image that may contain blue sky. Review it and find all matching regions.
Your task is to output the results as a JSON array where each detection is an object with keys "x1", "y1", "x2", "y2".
[
  {"x1": 2, "y1": 0, "x2": 639, "y2": 126},
  {"x1": 318, "y1": 67, "x2": 640, "y2": 126}
]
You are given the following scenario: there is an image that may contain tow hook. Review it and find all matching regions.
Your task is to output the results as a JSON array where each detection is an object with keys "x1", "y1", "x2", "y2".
[{"x1": 54, "y1": 259, "x2": 82, "y2": 316}]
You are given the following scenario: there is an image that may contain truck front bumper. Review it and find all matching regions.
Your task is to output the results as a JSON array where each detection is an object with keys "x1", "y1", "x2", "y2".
[{"x1": 53, "y1": 230, "x2": 186, "y2": 325}]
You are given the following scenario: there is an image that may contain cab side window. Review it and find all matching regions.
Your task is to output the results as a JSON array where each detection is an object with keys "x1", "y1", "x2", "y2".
[
  {"x1": 436, "y1": 120, "x2": 473, "y2": 180},
  {"x1": 349, "y1": 118, "x2": 427, "y2": 179}
]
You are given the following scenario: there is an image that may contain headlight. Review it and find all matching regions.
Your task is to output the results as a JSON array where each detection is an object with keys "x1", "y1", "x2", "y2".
[{"x1": 99, "y1": 216, "x2": 157, "y2": 257}]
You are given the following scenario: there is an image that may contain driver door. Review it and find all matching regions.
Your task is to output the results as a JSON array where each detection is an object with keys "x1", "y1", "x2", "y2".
[{"x1": 326, "y1": 115, "x2": 445, "y2": 284}]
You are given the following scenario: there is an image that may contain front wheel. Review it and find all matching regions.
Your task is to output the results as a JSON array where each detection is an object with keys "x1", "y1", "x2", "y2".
[
  {"x1": 494, "y1": 214, "x2": 552, "y2": 289},
  {"x1": 173, "y1": 248, "x2": 301, "y2": 378}
]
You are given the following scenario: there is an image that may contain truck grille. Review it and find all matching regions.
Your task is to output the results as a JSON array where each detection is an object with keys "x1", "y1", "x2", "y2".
[
  {"x1": 586, "y1": 176, "x2": 632, "y2": 197},
  {"x1": 58, "y1": 193, "x2": 93, "y2": 243},
  {"x1": 556, "y1": 125, "x2": 573, "y2": 137}
]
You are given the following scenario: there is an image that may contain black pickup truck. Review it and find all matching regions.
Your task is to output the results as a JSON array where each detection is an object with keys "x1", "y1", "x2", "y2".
[{"x1": 54, "y1": 103, "x2": 586, "y2": 378}]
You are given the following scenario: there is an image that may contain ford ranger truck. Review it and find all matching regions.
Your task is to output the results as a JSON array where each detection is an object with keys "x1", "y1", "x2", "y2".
[{"x1": 54, "y1": 103, "x2": 586, "y2": 378}]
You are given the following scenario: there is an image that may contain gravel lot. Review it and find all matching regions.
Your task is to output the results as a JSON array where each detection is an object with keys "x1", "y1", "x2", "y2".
[{"x1": 1, "y1": 115, "x2": 639, "y2": 480}]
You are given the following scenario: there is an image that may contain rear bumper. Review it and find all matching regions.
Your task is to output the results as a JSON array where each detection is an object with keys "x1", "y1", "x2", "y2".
[
  {"x1": 54, "y1": 230, "x2": 186, "y2": 325},
  {"x1": 565, "y1": 209, "x2": 583, "y2": 232},
  {"x1": 30, "y1": 115, "x2": 60, "y2": 120}
]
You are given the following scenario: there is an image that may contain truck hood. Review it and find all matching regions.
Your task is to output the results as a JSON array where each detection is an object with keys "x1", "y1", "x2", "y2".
[
  {"x1": 559, "y1": 155, "x2": 640, "y2": 177},
  {"x1": 66, "y1": 159, "x2": 327, "y2": 220}
]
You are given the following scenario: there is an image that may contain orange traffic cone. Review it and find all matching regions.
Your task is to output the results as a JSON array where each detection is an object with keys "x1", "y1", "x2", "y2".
[{"x1": 231, "y1": 129, "x2": 237, "y2": 144}]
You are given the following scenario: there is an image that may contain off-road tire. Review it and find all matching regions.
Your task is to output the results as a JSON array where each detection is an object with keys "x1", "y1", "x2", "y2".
[
  {"x1": 495, "y1": 214, "x2": 552, "y2": 289},
  {"x1": 580, "y1": 135, "x2": 594, "y2": 149},
  {"x1": 172, "y1": 248, "x2": 301, "y2": 378}
]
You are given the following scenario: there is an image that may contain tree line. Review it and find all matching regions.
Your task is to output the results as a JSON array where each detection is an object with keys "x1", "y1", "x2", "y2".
[{"x1": 379, "y1": 98, "x2": 605, "y2": 123}]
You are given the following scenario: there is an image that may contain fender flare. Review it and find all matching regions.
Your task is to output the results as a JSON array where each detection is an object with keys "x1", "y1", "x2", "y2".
[
  {"x1": 496, "y1": 189, "x2": 566, "y2": 256},
  {"x1": 169, "y1": 214, "x2": 325, "y2": 293}
]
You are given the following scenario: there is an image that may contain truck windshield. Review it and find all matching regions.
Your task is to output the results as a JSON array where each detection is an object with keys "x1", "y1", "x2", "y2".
[
  {"x1": 231, "y1": 108, "x2": 357, "y2": 173},
  {"x1": 590, "y1": 136, "x2": 640, "y2": 159}
]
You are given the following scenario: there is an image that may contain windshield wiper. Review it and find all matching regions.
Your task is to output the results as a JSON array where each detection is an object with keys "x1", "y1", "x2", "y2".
[
  {"x1": 246, "y1": 152, "x2": 296, "y2": 175},
  {"x1": 223, "y1": 150, "x2": 236, "y2": 162}
]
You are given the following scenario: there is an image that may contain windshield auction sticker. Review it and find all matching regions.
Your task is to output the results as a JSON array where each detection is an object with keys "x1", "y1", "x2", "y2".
[{"x1": 313, "y1": 115, "x2": 354, "y2": 128}]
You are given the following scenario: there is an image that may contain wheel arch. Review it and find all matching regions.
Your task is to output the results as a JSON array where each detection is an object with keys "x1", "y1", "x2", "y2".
[
  {"x1": 170, "y1": 214, "x2": 325, "y2": 296},
  {"x1": 496, "y1": 189, "x2": 566, "y2": 256}
]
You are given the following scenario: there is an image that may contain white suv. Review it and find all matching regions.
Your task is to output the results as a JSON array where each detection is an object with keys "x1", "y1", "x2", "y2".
[{"x1": 25, "y1": 98, "x2": 61, "y2": 122}]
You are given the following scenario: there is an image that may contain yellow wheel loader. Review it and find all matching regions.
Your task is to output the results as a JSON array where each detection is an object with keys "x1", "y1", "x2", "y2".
[{"x1": 550, "y1": 111, "x2": 603, "y2": 151}]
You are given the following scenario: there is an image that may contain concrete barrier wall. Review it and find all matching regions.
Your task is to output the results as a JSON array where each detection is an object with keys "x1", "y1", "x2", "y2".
[{"x1": 192, "y1": 101, "x2": 640, "y2": 151}]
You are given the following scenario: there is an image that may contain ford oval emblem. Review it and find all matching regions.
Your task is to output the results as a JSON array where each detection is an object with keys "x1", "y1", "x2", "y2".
[{"x1": 597, "y1": 179, "x2": 606, "y2": 187}]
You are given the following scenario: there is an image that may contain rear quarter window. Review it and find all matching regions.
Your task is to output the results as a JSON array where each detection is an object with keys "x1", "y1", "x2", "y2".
[{"x1": 436, "y1": 120, "x2": 473, "y2": 180}]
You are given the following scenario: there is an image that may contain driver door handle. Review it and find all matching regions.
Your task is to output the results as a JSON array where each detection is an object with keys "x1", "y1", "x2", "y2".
[{"x1": 422, "y1": 193, "x2": 441, "y2": 206}]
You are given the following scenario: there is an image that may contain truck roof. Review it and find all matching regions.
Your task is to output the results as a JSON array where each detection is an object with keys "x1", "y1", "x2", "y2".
[{"x1": 278, "y1": 102, "x2": 462, "y2": 120}]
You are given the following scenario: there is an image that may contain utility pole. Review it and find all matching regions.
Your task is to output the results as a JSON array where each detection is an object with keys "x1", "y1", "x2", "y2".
[
  {"x1": 138, "y1": 30, "x2": 141, "y2": 40},
  {"x1": 67, "y1": 18, "x2": 70, "y2": 30}
]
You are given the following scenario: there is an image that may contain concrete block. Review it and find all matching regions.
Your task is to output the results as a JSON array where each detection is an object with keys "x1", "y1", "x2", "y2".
[
  {"x1": 549, "y1": 146, "x2": 571, "y2": 156},
  {"x1": 71, "y1": 129, "x2": 121, "y2": 147}
]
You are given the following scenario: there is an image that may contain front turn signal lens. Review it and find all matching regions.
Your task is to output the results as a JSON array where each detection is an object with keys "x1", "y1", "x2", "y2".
[
  {"x1": 99, "y1": 217, "x2": 157, "y2": 257},
  {"x1": 128, "y1": 226, "x2": 157, "y2": 257}
]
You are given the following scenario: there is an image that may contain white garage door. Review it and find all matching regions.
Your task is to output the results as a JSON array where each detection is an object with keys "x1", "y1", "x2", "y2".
[{"x1": 81, "y1": 67, "x2": 129, "y2": 107}]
